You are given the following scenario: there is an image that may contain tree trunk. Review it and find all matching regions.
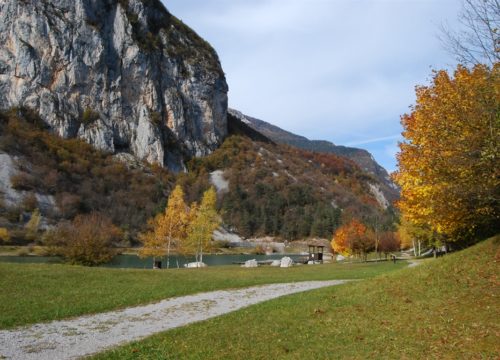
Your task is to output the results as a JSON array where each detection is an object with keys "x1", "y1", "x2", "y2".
[{"x1": 166, "y1": 236, "x2": 171, "y2": 269}]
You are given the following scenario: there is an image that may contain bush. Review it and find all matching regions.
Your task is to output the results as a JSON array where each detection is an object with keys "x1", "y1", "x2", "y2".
[
  {"x1": 21, "y1": 193, "x2": 38, "y2": 212},
  {"x1": 0, "y1": 228, "x2": 10, "y2": 243},
  {"x1": 80, "y1": 108, "x2": 100, "y2": 126},
  {"x1": 10, "y1": 172, "x2": 36, "y2": 191},
  {"x1": 16, "y1": 248, "x2": 29, "y2": 257},
  {"x1": 44, "y1": 213, "x2": 121, "y2": 266}
]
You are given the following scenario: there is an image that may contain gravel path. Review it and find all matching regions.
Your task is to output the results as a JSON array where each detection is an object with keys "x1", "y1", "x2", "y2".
[
  {"x1": 0, "y1": 280, "x2": 347, "y2": 360},
  {"x1": 407, "y1": 260, "x2": 422, "y2": 268}
]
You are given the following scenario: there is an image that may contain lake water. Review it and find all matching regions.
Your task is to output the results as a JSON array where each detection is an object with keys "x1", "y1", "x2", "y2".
[{"x1": 0, "y1": 254, "x2": 306, "y2": 269}]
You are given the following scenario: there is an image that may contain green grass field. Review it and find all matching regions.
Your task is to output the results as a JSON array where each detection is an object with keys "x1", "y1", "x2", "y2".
[
  {"x1": 0, "y1": 260, "x2": 405, "y2": 329},
  {"x1": 92, "y1": 236, "x2": 499, "y2": 359}
]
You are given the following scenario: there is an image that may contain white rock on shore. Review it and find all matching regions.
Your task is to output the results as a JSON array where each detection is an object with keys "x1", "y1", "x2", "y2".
[
  {"x1": 241, "y1": 259, "x2": 258, "y2": 268},
  {"x1": 280, "y1": 257, "x2": 293, "y2": 268},
  {"x1": 185, "y1": 262, "x2": 207, "y2": 268}
]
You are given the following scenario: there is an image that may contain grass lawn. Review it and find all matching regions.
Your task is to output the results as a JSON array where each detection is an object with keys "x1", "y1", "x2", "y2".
[
  {"x1": 0, "y1": 259, "x2": 405, "y2": 329},
  {"x1": 92, "y1": 235, "x2": 499, "y2": 360}
]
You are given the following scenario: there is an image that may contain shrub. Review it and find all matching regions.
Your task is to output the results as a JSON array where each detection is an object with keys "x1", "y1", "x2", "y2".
[
  {"x1": 44, "y1": 213, "x2": 121, "y2": 266},
  {"x1": 150, "y1": 111, "x2": 162, "y2": 127},
  {"x1": 80, "y1": 108, "x2": 100, "y2": 126},
  {"x1": 10, "y1": 172, "x2": 36, "y2": 191},
  {"x1": 0, "y1": 228, "x2": 10, "y2": 243},
  {"x1": 16, "y1": 248, "x2": 29, "y2": 257},
  {"x1": 21, "y1": 193, "x2": 38, "y2": 212}
]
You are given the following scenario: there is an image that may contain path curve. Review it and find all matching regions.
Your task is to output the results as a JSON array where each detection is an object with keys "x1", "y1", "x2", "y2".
[{"x1": 0, "y1": 280, "x2": 347, "y2": 360}]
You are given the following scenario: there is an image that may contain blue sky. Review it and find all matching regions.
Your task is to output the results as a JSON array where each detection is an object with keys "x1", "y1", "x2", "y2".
[{"x1": 163, "y1": 0, "x2": 462, "y2": 172}]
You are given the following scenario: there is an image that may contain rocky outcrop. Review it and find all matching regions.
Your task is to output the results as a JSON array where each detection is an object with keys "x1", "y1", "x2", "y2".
[
  {"x1": 0, "y1": 152, "x2": 56, "y2": 212},
  {"x1": 0, "y1": 0, "x2": 228, "y2": 169}
]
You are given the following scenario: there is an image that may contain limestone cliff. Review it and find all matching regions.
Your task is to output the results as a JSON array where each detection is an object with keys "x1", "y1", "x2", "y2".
[{"x1": 0, "y1": 0, "x2": 228, "y2": 169}]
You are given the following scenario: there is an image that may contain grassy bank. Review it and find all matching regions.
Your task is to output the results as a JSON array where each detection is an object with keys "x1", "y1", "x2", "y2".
[
  {"x1": 93, "y1": 236, "x2": 499, "y2": 359},
  {"x1": 0, "y1": 260, "x2": 405, "y2": 329}
]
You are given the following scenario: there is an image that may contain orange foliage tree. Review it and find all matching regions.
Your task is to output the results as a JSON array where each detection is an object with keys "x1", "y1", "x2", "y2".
[
  {"x1": 331, "y1": 219, "x2": 374, "y2": 259},
  {"x1": 394, "y1": 64, "x2": 499, "y2": 241}
]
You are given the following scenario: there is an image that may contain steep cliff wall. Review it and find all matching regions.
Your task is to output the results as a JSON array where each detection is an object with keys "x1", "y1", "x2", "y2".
[{"x1": 0, "y1": 0, "x2": 228, "y2": 169}]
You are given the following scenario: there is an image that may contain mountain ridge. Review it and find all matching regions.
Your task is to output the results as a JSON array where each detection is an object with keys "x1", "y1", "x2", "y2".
[{"x1": 228, "y1": 109, "x2": 399, "y2": 201}]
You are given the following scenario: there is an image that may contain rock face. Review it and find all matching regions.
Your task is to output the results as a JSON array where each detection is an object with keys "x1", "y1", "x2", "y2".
[
  {"x1": 0, "y1": 0, "x2": 228, "y2": 170},
  {"x1": 0, "y1": 152, "x2": 55, "y2": 212}
]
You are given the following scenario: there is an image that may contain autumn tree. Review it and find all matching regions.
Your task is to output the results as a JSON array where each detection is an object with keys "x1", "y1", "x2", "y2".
[
  {"x1": 139, "y1": 185, "x2": 189, "y2": 269},
  {"x1": 378, "y1": 232, "x2": 401, "y2": 259},
  {"x1": 186, "y1": 187, "x2": 221, "y2": 265},
  {"x1": 0, "y1": 228, "x2": 10, "y2": 243},
  {"x1": 394, "y1": 64, "x2": 499, "y2": 242},
  {"x1": 25, "y1": 208, "x2": 41, "y2": 241},
  {"x1": 331, "y1": 219, "x2": 374, "y2": 260},
  {"x1": 352, "y1": 229, "x2": 375, "y2": 261},
  {"x1": 397, "y1": 218, "x2": 436, "y2": 256}
]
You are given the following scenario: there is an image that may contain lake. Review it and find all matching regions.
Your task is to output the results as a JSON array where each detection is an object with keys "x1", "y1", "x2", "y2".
[{"x1": 0, "y1": 254, "x2": 307, "y2": 269}]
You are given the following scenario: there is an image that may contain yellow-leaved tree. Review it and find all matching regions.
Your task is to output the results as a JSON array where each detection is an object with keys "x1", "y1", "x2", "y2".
[
  {"x1": 0, "y1": 227, "x2": 10, "y2": 243},
  {"x1": 25, "y1": 208, "x2": 41, "y2": 241},
  {"x1": 394, "y1": 64, "x2": 499, "y2": 241},
  {"x1": 139, "y1": 185, "x2": 189, "y2": 268},
  {"x1": 186, "y1": 187, "x2": 221, "y2": 266},
  {"x1": 397, "y1": 217, "x2": 436, "y2": 256}
]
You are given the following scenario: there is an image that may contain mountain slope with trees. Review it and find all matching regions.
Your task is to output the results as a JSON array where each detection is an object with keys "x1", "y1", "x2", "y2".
[
  {"x1": 228, "y1": 109, "x2": 399, "y2": 201},
  {"x1": 0, "y1": 108, "x2": 397, "y2": 248},
  {"x1": 178, "y1": 114, "x2": 398, "y2": 240}
]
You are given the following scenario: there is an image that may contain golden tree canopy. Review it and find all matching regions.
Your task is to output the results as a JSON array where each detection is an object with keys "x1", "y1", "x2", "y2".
[
  {"x1": 186, "y1": 187, "x2": 221, "y2": 262},
  {"x1": 394, "y1": 64, "x2": 499, "y2": 239},
  {"x1": 139, "y1": 185, "x2": 189, "y2": 259}
]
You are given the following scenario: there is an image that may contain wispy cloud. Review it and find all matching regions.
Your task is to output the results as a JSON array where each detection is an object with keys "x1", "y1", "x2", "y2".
[{"x1": 345, "y1": 135, "x2": 402, "y2": 146}]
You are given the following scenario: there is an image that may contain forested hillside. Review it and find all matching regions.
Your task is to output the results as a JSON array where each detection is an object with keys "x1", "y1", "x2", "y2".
[
  {"x1": 228, "y1": 109, "x2": 398, "y2": 198},
  {"x1": 178, "y1": 115, "x2": 397, "y2": 240},
  {"x1": 0, "y1": 108, "x2": 174, "y2": 244},
  {"x1": 0, "y1": 109, "x2": 396, "y2": 244}
]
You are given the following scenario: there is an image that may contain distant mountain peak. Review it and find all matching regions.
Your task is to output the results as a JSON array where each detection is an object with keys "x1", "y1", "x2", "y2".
[{"x1": 228, "y1": 108, "x2": 399, "y2": 201}]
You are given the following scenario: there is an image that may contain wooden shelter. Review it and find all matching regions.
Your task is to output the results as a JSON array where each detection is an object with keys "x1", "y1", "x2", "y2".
[{"x1": 308, "y1": 244, "x2": 325, "y2": 263}]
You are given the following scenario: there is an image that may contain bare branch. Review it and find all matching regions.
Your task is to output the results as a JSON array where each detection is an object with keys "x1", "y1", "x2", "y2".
[{"x1": 440, "y1": 0, "x2": 500, "y2": 66}]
